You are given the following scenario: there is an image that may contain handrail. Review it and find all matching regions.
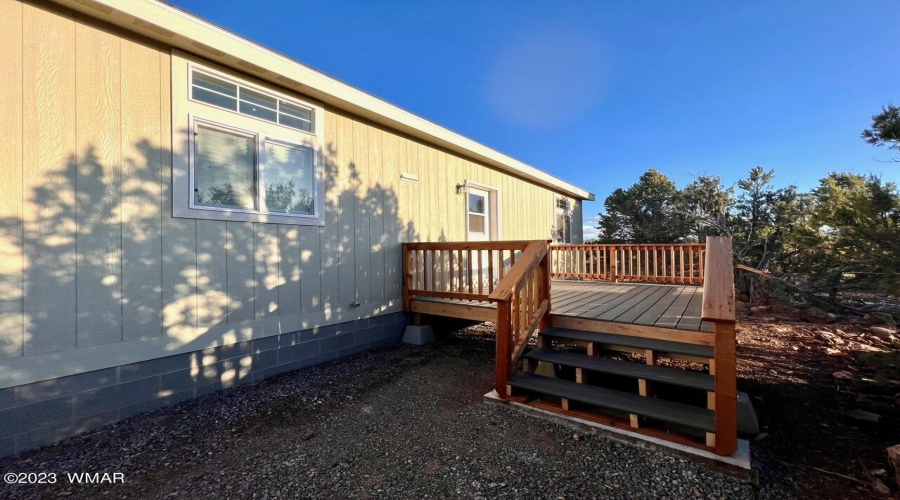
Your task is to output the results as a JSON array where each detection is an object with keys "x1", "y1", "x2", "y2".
[
  {"x1": 489, "y1": 240, "x2": 551, "y2": 397},
  {"x1": 488, "y1": 241, "x2": 549, "y2": 303},
  {"x1": 550, "y1": 243, "x2": 706, "y2": 284},
  {"x1": 700, "y1": 235, "x2": 737, "y2": 456}
]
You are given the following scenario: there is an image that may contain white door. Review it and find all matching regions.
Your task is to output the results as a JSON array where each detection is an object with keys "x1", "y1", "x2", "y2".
[{"x1": 467, "y1": 187, "x2": 491, "y2": 241}]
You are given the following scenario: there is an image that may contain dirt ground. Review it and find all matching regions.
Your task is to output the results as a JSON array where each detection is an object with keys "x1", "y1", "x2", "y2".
[
  {"x1": 736, "y1": 313, "x2": 900, "y2": 499},
  {"x1": 0, "y1": 315, "x2": 897, "y2": 499}
]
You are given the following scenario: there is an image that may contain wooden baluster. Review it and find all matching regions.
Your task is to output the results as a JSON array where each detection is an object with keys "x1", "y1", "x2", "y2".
[
  {"x1": 635, "y1": 247, "x2": 641, "y2": 280},
  {"x1": 434, "y1": 250, "x2": 438, "y2": 291},
  {"x1": 467, "y1": 249, "x2": 474, "y2": 293},
  {"x1": 457, "y1": 249, "x2": 464, "y2": 293},
  {"x1": 669, "y1": 246, "x2": 675, "y2": 283},
  {"x1": 478, "y1": 249, "x2": 484, "y2": 295},
  {"x1": 643, "y1": 246, "x2": 649, "y2": 279},
  {"x1": 488, "y1": 249, "x2": 495, "y2": 293},
  {"x1": 498, "y1": 250, "x2": 505, "y2": 282},
  {"x1": 609, "y1": 246, "x2": 617, "y2": 282},
  {"x1": 652, "y1": 246, "x2": 658, "y2": 282},
  {"x1": 689, "y1": 246, "x2": 695, "y2": 283}
]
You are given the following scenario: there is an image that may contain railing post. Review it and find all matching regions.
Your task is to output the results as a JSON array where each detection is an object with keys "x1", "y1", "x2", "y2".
[
  {"x1": 711, "y1": 320, "x2": 737, "y2": 454},
  {"x1": 539, "y1": 242, "x2": 551, "y2": 330},
  {"x1": 495, "y1": 300, "x2": 512, "y2": 397},
  {"x1": 402, "y1": 244, "x2": 412, "y2": 311},
  {"x1": 702, "y1": 236, "x2": 737, "y2": 455}
]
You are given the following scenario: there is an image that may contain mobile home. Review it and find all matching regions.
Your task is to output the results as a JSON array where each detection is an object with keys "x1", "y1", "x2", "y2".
[{"x1": 0, "y1": 0, "x2": 593, "y2": 455}]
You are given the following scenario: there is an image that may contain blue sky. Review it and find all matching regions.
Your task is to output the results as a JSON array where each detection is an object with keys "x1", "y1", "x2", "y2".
[{"x1": 171, "y1": 0, "x2": 900, "y2": 239}]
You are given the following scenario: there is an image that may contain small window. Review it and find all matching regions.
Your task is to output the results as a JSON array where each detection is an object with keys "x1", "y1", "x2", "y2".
[
  {"x1": 554, "y1": 197, "x2": 572, "y2": 243},
  {"x1": 193, "y1": 123, "x2": 257, "y2": 210},
  {"x1": 190, "y1": 68, "x2": 315, "y2": 134},
  {"x1": 468, "y1": 193, "x2": 486, "y2": 234}
]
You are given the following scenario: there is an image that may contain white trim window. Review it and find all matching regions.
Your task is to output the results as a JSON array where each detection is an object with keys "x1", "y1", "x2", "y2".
[
  {"x1": 189, "y1": 117, "x2": 316, "y2": 216},
  {"x1": 172, "y1": 54, "x2": 325, "y2": 225},
  {"x1": 554, "y1": 197, "x2": 573, "y2": 243}
]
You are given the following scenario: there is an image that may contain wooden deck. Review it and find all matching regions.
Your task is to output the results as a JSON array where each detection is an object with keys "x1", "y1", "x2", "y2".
[{"x1": 410, "y1": 280, "x2": 713, "y2": 333}]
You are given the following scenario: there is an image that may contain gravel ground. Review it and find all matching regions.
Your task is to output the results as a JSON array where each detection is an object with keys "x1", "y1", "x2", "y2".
[{"x1": 0, "y1": 326, "x2": 759, "y2": 500}]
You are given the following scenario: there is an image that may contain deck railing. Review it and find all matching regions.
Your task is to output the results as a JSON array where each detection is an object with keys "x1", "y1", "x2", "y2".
[
  {"x1": 701, "y1": 236, "x2": 737, "y2": 456},
  {"x1": 550, "y1": 243, "x2": 706, "y2": 284},
  {"x1": 401, "y1": 241, "x2": 533, "y2": 310},
  {"x1": 488, "y1": 240, "x2": 551, "y2": 397}
]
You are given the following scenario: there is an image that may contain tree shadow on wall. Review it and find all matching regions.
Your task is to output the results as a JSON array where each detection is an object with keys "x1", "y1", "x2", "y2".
[{"x1": 0, "y1": 132, "x2": 418, "y2": 391}]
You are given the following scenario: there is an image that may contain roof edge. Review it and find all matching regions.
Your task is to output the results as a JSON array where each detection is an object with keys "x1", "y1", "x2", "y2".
[{"x1": 50, "y1": 0, "x2": 595, "y2": 201}]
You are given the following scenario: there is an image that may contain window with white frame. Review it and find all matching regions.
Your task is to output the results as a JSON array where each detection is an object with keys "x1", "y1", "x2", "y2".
[
  {"x1": 173, "y1": 57, "x2": 324, "y2": 225},
  {"x1": 190, "y1": 118, "x2": 316, "y2": 216},
  {"x1": 554, "y1": 197, "x2": 572, "y2": 243}
]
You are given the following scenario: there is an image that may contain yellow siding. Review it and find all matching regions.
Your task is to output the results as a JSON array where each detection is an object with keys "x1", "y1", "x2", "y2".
[{"x1": 0, "y1": 0, "x2": 581, "y2": 379}]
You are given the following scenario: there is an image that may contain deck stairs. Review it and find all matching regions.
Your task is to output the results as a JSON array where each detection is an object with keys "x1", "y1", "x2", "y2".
[{"x1": 506, "y1": 326, "x2": 758, "y2": 447}]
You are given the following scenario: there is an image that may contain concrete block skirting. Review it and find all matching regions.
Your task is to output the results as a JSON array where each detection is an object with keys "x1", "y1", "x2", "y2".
[{"x1": 0, "y1": 312, "x2": 409, "y2": 458}]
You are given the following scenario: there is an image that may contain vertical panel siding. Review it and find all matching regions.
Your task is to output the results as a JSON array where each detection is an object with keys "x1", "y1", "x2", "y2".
[
  {"x1": 121, "y1": 34, "x2": 163, "y2": 341},
  {"x1": 225, "y1": 221, "x2": 255, "y2": 324},
  {"x1": 0, "y1": 0, "x2": 24, "y2": 358},
  {"x1": 352, "y1": 120, "x2": 370, "y2": 305},
  {"x1": 0, "y1": 0, "x2": 583, "y2": 375},
  {"x1": 74, "y1": 16, "x2": 123, "y2": 347},
  {"x1": 22, "y1": 2, "x2": 77, "y2": 355}
]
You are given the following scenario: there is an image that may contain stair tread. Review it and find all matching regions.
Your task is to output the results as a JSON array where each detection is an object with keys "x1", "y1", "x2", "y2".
[
  {"x1": 524, "y1": 348, "x2": 714, "y2": 391},
  {"x1": 540, "y1": 327, "x2": 714, "y2": 358},
  {"x1": 508, "y1": 372, "x2": 715, "y2": 431}
]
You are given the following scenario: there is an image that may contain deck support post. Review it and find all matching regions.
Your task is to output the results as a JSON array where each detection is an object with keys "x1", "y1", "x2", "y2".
[
  {"x1": 712, "y1": 320, "x2": 737, "y2": 455},
  {"x1": 495, "y1": 300, "x2": 512, "y2": 398}
]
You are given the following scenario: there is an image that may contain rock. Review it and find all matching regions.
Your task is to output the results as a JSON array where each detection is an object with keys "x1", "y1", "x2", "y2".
[
  {"x1": 865, "y1": 312, "x2": 896, "y2": 327},
  {"x1": 754, "y1": 432, "x2": 769, "y2": 441},
  {"x1": 802, "y1": 307, "x2": 829, "y2": 324},
  {"x1": 825, "y1": 348, "x2": 848, "y2": 357},
  {"x1": 833, "y1": 371, "x2": 854, "y2": 380},
  {"x1": 871, "y1": 478, "x2": 891, "y2": 495},
  {"x1": 817, "y1": 331, "x2": 845, "y2": 345},
  {"x1": 845, "y1": 409, "x2": 881, "y2": 424},
  {"x1": 887, "y1": 444, "x2": 900, "y2": 485},
  {"x1": 771, "y1": 303, "x2": 798, "y2": 314},
  {"x1": 750, "y1": 305, "x2": 771, "y2": 314},
  {"x1": 868, "y1": 326, "x2": 896, "y2": 341},
  {"x1": 571, "y1": 434, "x2": 581, "y2": 442}
]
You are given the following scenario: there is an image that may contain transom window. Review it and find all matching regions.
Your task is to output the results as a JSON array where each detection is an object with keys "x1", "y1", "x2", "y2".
[
  {"x1": 190, "y1": 69, "x2": 314, "y2": 133},
  {"x1": 190, "y1": 118, "x2": 315, "y2": 216}
]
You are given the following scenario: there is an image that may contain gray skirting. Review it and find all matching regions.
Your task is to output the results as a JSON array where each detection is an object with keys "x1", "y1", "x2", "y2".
[{"x1": 0, "y1": 312, "x2": 409, "y2": 458}]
